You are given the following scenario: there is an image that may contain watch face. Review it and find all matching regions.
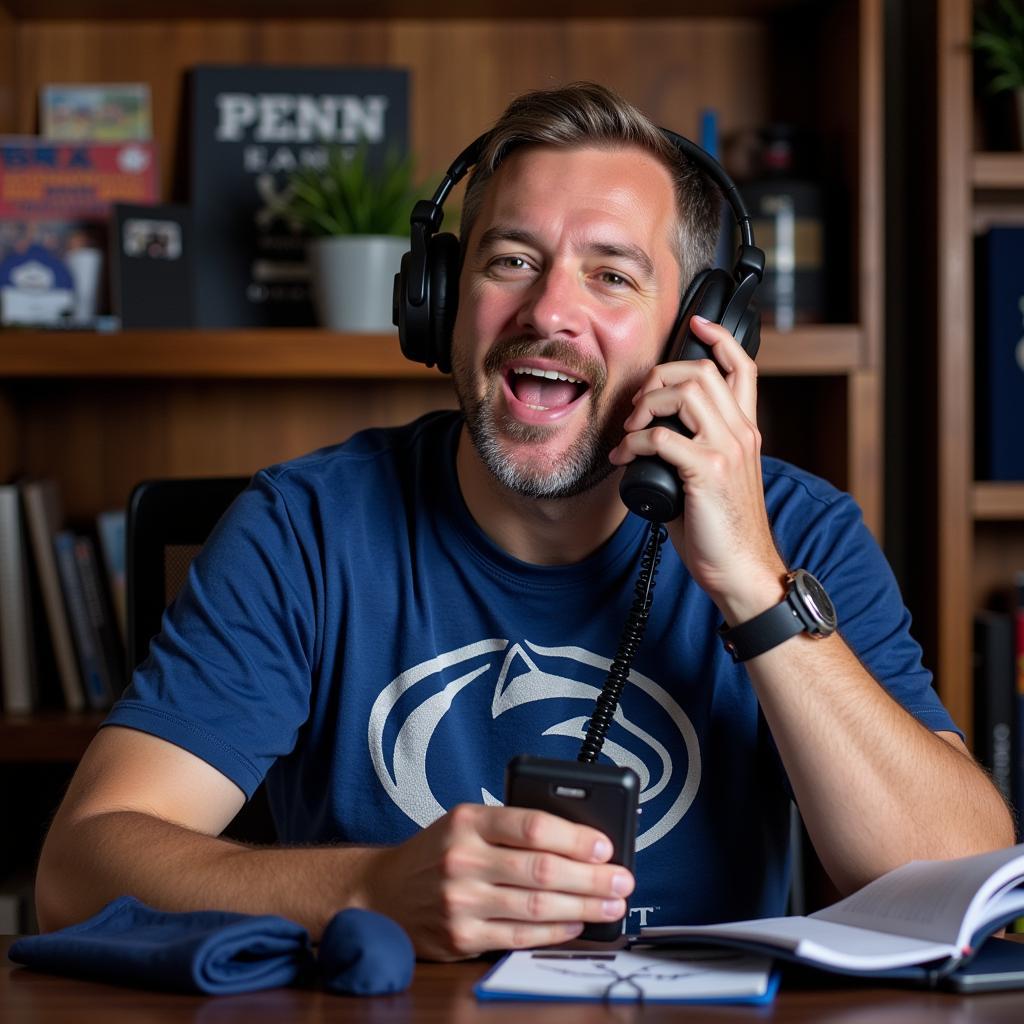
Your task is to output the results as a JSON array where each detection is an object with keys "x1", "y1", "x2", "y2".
[{"x1": 792, "y1": 570, "x2": 837, "y2": 634}]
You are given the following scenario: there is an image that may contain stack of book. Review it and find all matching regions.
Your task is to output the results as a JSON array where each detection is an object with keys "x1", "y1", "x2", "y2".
[{"x1": 0, "y1": 479, "x2": 126, "y2": 715}]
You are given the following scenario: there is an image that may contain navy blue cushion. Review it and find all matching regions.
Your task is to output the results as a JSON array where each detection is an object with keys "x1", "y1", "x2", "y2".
[{"x1": 318, "y1": 908, "x2": 415, "y2": 995}]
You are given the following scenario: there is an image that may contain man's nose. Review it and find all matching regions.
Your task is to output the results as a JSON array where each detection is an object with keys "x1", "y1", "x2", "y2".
[{"x1": 515, "y1": 265, "x2": 585, "y2": 337}]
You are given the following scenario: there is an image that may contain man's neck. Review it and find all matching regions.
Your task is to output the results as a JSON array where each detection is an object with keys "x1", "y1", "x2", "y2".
[{"x1": 454, "y1": 426, "x2": 628, "y2": 565}]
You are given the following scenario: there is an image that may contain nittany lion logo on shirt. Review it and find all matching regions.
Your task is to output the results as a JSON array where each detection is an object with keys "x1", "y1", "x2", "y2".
[{"x1": 368, "y1": 639, "x2": 700, "y2": 851}]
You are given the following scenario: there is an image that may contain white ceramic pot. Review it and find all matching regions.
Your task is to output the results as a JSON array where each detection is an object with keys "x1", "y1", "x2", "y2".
[{"x1": 307, "y1": 235, "x2": 407, "y2": 332}]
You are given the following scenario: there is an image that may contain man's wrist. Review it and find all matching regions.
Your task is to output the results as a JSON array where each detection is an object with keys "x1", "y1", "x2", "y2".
[{"x1": 714, "y1": 564, "x2": 789, "y2": 628}]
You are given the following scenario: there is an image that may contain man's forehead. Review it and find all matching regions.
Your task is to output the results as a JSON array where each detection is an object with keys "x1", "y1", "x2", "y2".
[
  {"x1": 490, "y1": 141, "x2": 674, "y2": 195},
  {"x1": 474, "y1": 143, "x2": 678, "y2": 251}
]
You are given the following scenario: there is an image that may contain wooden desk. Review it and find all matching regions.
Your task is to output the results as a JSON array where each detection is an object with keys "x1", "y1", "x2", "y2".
[{"x1": 4, "y1": 936, "x2": 1024, "y2": 1023}]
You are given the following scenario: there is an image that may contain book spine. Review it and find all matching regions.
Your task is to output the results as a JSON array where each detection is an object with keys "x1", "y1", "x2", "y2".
[
  {"x1": 973, "y1": 611, "x2": 1015, "y2": 806},
  {"x1": 1016, "y1": 573, "x2": 1024, "y2": 838},
  {"x1": 21, "y1": 482, "x2": 85, "y2": 712},
  {"x1": 73, "y1": 536, "x2": 125, "y2": 701},
  {"x1": 53, "y1": 531, "x2": 112, "y2": 710},
  {"x1": 96, "y1": 509, "x2": 127, "y2": 646},
  {"x1": 0, "y1": 485, "x2": 38, "y2": 713},
  {"x1": 977, "y1": 228, "x2": 1024, "y2": 480}
]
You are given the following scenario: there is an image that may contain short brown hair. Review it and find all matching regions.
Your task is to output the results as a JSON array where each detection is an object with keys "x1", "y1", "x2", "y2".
[{"x1": 458, "y1": 82, "x2": 722, "y2": 290}]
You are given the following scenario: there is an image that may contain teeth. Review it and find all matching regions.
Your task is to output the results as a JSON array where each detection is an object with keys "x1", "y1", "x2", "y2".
[{"x1": 511, "y1": 367, "x2": 583, "y2": 384}]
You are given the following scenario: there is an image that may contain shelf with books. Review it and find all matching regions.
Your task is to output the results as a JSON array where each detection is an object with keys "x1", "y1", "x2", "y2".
[
  {"x1": 0, "y1": 325, "x2": 866, "y2": 380},
  {"x1": 0, "y1": 711, "x2": 105, "y2": 763},
  {"x1": 934, "y1": 0, "x2": 1024, "y2": 748}
]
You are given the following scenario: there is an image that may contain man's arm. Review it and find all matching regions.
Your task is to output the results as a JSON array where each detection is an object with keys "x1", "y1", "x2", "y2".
[
  {"x1": 744, "y1": 628, "x2": 1013, "y2": 893},
  {"x1": 609, "y1": 314, "x2": 1015, "y2": 893},
  {"x1": 36, "y1": 726, "x2": 633, "y2": 960}
]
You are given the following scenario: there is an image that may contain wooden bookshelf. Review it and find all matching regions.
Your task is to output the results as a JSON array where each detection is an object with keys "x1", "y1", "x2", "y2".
[
  {"x1": 0, "y1": 0, "x2": 821, "y2": 18},
  {"x1": 0, "y1": 325, "x2": 865, "y2": 379},
  {"x1": 934, "y1": 1, "x2": 1024, "y2": 739},
  {"x1": 0, "y1": 0, "x2": 884, "y2": 884},
  {"x1": 974, "y1": 484, "x2": 1024, "y2": 522},
  {"x1": 973, "y1": 153, "x2": 1024, "y2": 190}
]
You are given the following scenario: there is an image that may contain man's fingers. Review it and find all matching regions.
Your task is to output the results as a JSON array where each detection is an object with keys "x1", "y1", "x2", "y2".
[
  {"x1": 689, "y1": 315, "x2": 758, "y2": 418},
  {"x1": 485, "y1": 844, "x2": 634, "y2": 898},
  {"x1": 490, "y1": 885, "x2": 627, "y2": 925},
  {"x1": 468, "y1": 920, "x2": 587, "y2": 955},
  {"x1": 476, "y1": 805, "x2": 614, "y2": 863}
]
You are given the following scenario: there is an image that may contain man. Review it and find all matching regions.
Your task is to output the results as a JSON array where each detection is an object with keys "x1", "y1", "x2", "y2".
[{"x1": 36, "y1": 83, "x2": 1012, "y2": 961}]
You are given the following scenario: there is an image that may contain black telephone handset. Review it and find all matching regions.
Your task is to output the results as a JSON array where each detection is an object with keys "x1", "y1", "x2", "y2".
[{"x1": 618, "y1": 264, "x2": 762, "y2": 524}]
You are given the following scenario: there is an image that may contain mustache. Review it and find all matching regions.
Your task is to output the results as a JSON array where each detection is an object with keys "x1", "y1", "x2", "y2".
[{"x1": 482, "y1": 336, "x2": 606, "y2": 391}]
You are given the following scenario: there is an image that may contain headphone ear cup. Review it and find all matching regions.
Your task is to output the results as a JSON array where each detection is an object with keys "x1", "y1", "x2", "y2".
[
  {"x1": 667, "y1": 268, "x2": 733, "y2": 362},
  {"x1": 732, "y1": 305, "x2": 761, "y2": 360},
  {"x1": 428, "y1": 232, "x2": 461, "y2": 374},
  {"x1": 677, "y1": 269, "x2": 711, "y2": 327},
  {"x1": 687, "y1": 268, "x2": 732, "y2": 325}
]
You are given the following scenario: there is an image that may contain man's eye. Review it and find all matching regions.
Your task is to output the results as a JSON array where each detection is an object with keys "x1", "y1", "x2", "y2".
[
  {"x1": 599, "y1": 270, "x2": 630, "y2": 287},
  {"x1": 491, "y1": 256, "x2": 531, "y2": 271}
]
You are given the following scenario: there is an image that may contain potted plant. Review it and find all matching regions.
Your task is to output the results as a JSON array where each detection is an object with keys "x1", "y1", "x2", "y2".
[
  {"x1": 286, "y1": 146, "x2": 420, "y2": 331},
  {"x1": 973, "y1": 0, "x2": 1024, "y2": 149}
]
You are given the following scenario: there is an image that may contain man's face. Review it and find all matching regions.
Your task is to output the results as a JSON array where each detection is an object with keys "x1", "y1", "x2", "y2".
[{"x1": 451, "y1": 144, "x2": 682, "y2": 500}]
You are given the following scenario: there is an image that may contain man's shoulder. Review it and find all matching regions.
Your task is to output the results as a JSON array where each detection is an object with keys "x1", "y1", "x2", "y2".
[
  {"x1": 760, "y1": 456, "x2": 866, "y2": 549},
  {"x1": 761, "y1": 455, "x2": 852, "y2": 513},
  {"x1": 260, "y1": 409, "x2": 460, "y2": 490}
]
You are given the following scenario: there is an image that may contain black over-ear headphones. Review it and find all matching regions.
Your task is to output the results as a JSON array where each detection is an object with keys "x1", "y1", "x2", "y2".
[{"x1": 392, "y1": 128, "x2": 764, "y2": 377}]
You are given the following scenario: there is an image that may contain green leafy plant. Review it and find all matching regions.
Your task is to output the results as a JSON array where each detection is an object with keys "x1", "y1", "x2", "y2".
[
  {"x1": 285, "y1": 145, "x2": 421, "y2": 237},
  {"x1": 973, "y1": 0, "x2": 1024, "y2": 95}
]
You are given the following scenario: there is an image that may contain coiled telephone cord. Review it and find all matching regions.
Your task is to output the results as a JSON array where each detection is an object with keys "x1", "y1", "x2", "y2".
[{"x1": 578, "y1": 520, "x2": 667, "y2": 764}]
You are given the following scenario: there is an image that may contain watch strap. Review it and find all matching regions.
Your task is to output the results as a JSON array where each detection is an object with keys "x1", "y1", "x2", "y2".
[{"x1": 718, "y1": 598, "x2": 804, "y2": 663}]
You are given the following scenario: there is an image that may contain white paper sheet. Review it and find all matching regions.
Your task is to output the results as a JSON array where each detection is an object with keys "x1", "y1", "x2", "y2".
[{"x1": 476, "y1": 947, "x2": 775, "y2": 1002}]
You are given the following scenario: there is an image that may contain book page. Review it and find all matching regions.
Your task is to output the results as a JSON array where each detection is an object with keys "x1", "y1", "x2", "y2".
[
  {"x1": 642, "y1": 845, "x2": 1024, "y2": 971},
  {"x1": 812, "y1": 845, "x2": 1024, "y2": 948},
  {"x1": 643, "y1": 917, "x2": 956, "y2": 972}
]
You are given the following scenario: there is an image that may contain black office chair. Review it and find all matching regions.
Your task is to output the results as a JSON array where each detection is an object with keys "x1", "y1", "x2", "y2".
[{"x1": 126, "y1": 475, "x2": 277, "y2": 843}]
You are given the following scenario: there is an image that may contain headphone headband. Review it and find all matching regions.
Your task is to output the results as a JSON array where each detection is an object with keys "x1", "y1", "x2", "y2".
[
  {"x1": 427, "y1": 128, "x2": 755, "y2": 255},
  {"x1": 393, "y1": 125, "x2": 764, "y2": 373}
]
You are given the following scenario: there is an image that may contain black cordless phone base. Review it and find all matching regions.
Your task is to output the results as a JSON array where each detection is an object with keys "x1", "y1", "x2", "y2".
[{"x1": 505, "y1": 755, "x2": 639, "y2": 943}]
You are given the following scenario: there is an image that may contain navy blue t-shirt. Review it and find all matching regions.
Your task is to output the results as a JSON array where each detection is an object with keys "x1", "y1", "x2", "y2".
[{"x1": 106, "y1": 411, "x2": 958, "y2": 930}]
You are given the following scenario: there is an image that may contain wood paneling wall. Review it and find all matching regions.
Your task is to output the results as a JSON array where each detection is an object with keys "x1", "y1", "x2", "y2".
[{"x1": 16, "y1": 378, "x2": 455, "y2": 518}]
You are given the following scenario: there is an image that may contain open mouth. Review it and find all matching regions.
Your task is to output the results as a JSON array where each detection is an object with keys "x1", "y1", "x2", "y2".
[{"x1": 506, "y1": 365, "x2": 589, "y2": 413}]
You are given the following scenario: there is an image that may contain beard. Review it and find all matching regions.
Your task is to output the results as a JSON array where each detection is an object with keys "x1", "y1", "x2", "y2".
[{"x1": 452, "y1": 336, "x2": 641, "y2": 500}]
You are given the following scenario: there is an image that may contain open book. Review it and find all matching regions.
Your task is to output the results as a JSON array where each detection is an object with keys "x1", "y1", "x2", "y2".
[{"x1": 641, "y1": 844, "x2": 1024, "y2": 981}]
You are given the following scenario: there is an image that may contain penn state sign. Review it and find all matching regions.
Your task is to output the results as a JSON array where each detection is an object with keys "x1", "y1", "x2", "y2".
[{"x1": 189, "y1": 66, "x2": 408, "y2": 328}]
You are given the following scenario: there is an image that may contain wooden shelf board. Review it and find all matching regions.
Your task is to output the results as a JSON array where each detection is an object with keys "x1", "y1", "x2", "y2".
[
  {"x1": 0, "y1": 712, "x2": 104, "y2": 762},
  {"x1": 0, "y1": 325, "x2": 864, "y2": 379},
  {"x1": 1, "y1": 0, "x2": 808, "y2": 20},
  {"x1": 973, "y1": 153, "x2": 1024, "y2": 191},
  {"x1": 973, "y1": 482, "x2": 1024, "y2": 521}
]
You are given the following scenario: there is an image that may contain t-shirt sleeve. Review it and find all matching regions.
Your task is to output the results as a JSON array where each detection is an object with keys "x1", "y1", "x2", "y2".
[
  {"x1": 103, "y1": 470, "x2": 320, "y2": 797},
  {"x1": 770, "y1": 473, "x2": 961, "y2": 738}
]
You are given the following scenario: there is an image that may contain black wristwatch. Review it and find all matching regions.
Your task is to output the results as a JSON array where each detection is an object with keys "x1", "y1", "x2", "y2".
[{"x1": 718, "y1": 569, "x2": 837, "y2": 663}]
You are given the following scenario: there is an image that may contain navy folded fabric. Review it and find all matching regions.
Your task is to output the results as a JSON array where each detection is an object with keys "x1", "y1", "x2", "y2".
[
  {"x1": 319, "y1": 907, "x2": 415, "y2": 995},
  {"x1": 8, "y1": 896, "x2": 314, "y2": 994}
]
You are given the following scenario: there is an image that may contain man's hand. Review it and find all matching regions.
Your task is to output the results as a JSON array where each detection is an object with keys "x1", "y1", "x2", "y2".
[
  {"x1": 356, "y1": 803, "x2": 634, "y2": 961},
  {"x1": 609, "y1": 314, "x2": 786, "y2": 624}
]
